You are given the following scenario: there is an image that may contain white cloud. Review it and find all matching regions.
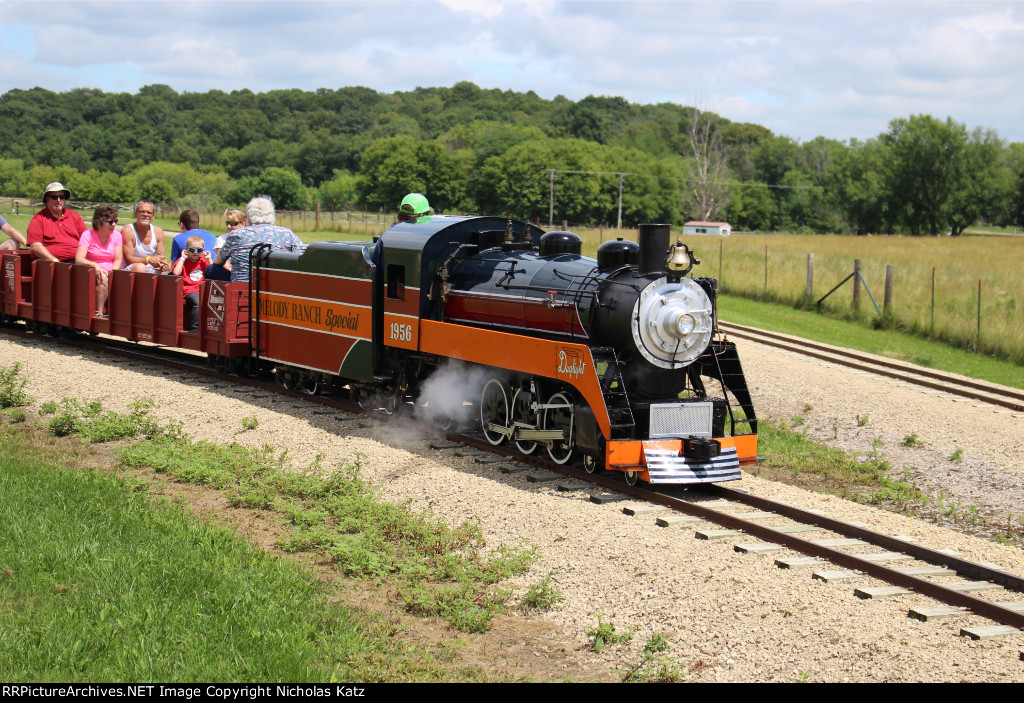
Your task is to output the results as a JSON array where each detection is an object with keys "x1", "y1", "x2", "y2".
[{"x1": 0, "y1": 0, "x2": 1022, "y2": 142}]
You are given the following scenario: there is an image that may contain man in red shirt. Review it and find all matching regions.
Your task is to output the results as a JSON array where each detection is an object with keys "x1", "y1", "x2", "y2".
[{"x1": 27, "y1": 182, "x2": 87, "y2": 262}]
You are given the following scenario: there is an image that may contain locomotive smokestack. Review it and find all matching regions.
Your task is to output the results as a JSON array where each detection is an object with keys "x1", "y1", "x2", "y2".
[{"x1": 637, "y1": 223, "x2": 671, "y2": 275}]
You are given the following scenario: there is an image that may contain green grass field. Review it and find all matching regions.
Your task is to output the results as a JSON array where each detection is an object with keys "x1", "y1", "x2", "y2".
[
  {"x1": 0, "y1": 427, "x2": 379, "y2": 682},
  {"x1": 0, "y1": 417, "x2": 540, "y2": 682},
  {"x1": 717, "y1": 293, "x2": 1024, "y2": 389}
]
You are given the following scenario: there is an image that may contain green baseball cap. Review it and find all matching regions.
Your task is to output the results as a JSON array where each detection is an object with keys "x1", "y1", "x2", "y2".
[{"x1": 399, "y1": 193, "x2": 431, "y2": 223}]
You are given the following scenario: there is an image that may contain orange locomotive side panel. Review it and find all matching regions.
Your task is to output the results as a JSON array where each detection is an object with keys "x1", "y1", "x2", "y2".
[{"x1": 418, "y1": 319, "x2": 611, "y2": 437}]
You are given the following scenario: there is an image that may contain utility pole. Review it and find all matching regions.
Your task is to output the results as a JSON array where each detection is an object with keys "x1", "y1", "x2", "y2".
[
  {"x1": 548, "y1": 169, "x2": 556, "y2": 227},
  {"x1": 617, "y1": 173, "x2": 624, "y2": 230}
]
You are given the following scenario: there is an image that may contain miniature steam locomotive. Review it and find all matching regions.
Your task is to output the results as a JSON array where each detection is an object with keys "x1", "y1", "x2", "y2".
[{"x1": 1, "y1": 216, "x2": 757, "y2": 485}]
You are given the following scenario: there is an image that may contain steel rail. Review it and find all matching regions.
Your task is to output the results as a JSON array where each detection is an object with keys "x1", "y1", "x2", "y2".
[
  {"x1": 498, "y1": 457, "x2": 1024, "y2": 631},
  {"x1": 710, "y1": 485, "x2": 1024, "y2": 590}
]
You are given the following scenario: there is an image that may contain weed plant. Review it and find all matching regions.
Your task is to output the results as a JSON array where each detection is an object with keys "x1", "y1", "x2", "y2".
[
  {"x1": 520, "y1": 573, "x2": 564, "y2": 612},
  {"x1": 901, "y1": 434, "x2": 925, "y2": 448},
  {"x1": 45, "y1": 398, "x2": 170, "y2": 442},
  {"x1": 621, "y1": 633, "x2": 680, "y2": 683},
  {"x1": 116, "y1": 433, "x2": 546, "y2": 633},
  {"x1": 0, "y1": 362, "x2": 33, "y2": 408},
  {"x1": 757, "y1": 421, "x2": 927, "y2": 508},
  {"x1": 587, "y1": 615, "x2": 634, "y2": 654}
]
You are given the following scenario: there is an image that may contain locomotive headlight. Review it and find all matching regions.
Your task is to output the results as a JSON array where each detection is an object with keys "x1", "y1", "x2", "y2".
[
  {"x1": 632, "y1": 277, "x2": 713, "y2": 368},
  {"x1": 655, "y1": 302, "x2": 696, "y2": 340},
  {"x1": 673, "y1": 312, "x2": 696, "y2": 337}
]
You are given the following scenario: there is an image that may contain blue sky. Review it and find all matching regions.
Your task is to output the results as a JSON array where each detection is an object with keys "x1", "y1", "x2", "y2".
[{"x1": 2, "y1": 0, "x2": 1023, "y2": 143}]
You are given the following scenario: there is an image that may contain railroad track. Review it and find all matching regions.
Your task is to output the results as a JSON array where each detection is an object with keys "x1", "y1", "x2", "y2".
[
  {"x1": 10, "y1": 324, "x2": 1024, "y2": 643},
  {"x1": 718, "y1": 320, "x2": 1024, "y2": 413},
  {"x1": 500, "y1": 456, "x2": 1024, "y2": 638}
]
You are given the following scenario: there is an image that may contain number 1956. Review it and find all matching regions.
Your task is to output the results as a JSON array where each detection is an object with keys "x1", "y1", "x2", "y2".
[{"x1": 389, "y1": 322, "x2": 412, "y2": 342}]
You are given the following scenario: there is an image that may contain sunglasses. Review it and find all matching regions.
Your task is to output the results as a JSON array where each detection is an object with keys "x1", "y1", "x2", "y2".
[
  {"x1": 225, "y1": 221, "x2": 242, "y2": 227},
  {"x1": 105, "y1": 219, "x2": 118, "y2": 226},
  {"x1": 186, "y1": 247, "x2": 204, "y2": 253},
  {"x1": 46, "y1": 194, "x2": 67, "y2": 201}
]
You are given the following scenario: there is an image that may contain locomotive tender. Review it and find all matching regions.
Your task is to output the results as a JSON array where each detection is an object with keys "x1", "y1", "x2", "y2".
[{"x1": 1, "y1": 215, "x2": 757, "y2": 485}]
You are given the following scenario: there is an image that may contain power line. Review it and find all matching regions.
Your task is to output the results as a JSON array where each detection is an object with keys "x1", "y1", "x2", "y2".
[{"x1": 545, "y1": 166, "x2": 824, "y2": 227}]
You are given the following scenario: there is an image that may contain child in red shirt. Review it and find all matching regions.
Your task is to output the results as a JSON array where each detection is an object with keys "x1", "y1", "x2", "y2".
[{"x1": 172, "y1": 234, "x2": 211, "y2": 331}]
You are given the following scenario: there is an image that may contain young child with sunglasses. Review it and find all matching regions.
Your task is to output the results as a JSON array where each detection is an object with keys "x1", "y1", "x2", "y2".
[{"x1": 172, "y1": 234, "x2": 212, "y2": 331}]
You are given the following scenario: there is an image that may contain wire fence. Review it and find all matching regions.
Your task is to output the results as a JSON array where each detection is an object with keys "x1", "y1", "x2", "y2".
[{"x1": 711, "y1": 236, "x2": 1024, "y2": 364}]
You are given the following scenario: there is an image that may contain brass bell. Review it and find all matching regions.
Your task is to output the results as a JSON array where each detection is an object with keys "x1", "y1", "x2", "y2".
[{"x1": 666, "y1": 241, "x2": 693, "y2": 273}]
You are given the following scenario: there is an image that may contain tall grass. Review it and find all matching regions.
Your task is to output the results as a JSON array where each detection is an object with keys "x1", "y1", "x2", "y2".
[{"x1": 707, "y1": 234, "x2": 1024, "y2": 364}]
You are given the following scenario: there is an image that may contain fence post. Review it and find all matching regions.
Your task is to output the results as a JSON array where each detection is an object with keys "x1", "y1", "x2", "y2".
[
  {"x1": 884, "y1": 264, "x2": 894, "y2": 312},
  {"x1": 315, "y1": 202, "x2": 320, "y2": 232},
  {"x1": 763, "y1": 245, "x2": 768, "y2": 295},
  {"x1": 930, "y1": 267, "x2": 935, "y2": 333},
  {"x1": 853, "y1": 259, "x2": 862, "y2": 310},
  {"x1": 806, "y1": 253, "x2": 814, "y2": 300},
  {"x1": 977, "y1": 279, "x2": 982, "y2": 351}
]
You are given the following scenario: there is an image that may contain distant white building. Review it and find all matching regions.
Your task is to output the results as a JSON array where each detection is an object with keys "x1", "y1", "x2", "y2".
[{"x1": 683, "y1": 221, "x2": 732, "y2": 236}]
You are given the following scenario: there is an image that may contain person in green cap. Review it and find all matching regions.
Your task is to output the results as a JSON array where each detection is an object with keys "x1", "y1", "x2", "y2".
[{"x1": 397, "y1": 192, "x2": 432, "y2": 224}]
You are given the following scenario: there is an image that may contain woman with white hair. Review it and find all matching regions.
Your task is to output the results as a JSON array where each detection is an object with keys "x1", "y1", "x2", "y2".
[
  {"x1": 210, "y1": 196, "x2": 302, "y2": 282},
  {"x1": 121, "y1": 200, "x2": 169, "y2": 273}
]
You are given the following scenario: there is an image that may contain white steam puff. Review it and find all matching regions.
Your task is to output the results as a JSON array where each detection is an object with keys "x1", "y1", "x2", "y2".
[{"x1": 414, "y1": 361, "x2": 504, "y2": 427}]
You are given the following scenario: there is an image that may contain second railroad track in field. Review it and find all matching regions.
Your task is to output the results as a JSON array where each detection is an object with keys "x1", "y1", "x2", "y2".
[{"x1": 717, "y1": 321, "x2": 1024, "y2": 413}]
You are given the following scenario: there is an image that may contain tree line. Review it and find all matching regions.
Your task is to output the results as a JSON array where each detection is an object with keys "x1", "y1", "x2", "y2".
[{"x1": 2, "y1": 83, "x2": 1022, "y2": 234}]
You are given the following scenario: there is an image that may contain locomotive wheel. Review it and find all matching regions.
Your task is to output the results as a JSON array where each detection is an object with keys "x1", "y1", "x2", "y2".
[
  {"x1": 419, "y1": 400, "x2": 455, "y2": 430},
  {"x1": 624, "y1": 471, "x2": 639, "y2": 486},
  {"x1": 480, "y1": 379, "x2": 510, "y2": 445},
  {"x1": 377, "y1": 386, "x2": 399, "y2": 414},
  {"x1": 582, "y1": 455, "x2": 603, "y2": 474},
  {"x1": 542, "y1": 391, "x2": 574, "y2": 465},
  {"x1": 279, "y1": 369, "x2": 295, "y2": 390},
  {"x1": 511, "y1": 387, "x2": 538, "y2": 455},
  {"x1": 301, "y1": 376, "x2": 321, "y2": 395},
  {"x1": 359, "y1": 386, "x2": 398, "y2": 414},
  {"x1": 432, "y1": 412, "x2": 454, "y2": 432}
]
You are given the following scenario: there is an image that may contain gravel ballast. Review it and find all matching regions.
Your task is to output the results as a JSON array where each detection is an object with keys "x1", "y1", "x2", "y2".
[{"x1": 4, "y1": 334, "x2": 1023, "y2": 682}]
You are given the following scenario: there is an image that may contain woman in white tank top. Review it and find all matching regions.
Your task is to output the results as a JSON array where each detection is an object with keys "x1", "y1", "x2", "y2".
[{"x1": 121, "y1": 201, "x2": 169, "y2": 273}]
